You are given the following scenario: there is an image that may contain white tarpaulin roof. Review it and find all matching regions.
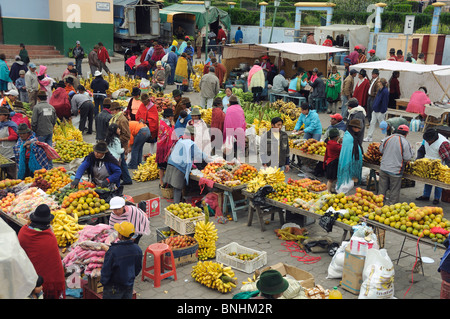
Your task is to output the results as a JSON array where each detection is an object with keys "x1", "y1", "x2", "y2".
[
  {"x1": 315, "y1": 24, "x2": 370, "y2": 51},
  {"x1": 223, "y1": 42, "x2": 348, "y2": 62},
  {"x1": 352, "y1": 60, "x2": 450, "y2": 102}
]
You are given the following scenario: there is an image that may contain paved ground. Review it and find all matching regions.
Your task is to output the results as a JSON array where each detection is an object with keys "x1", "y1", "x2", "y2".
[{"x1": 36, "y1": 56, "x2": 449, "y2": 302}]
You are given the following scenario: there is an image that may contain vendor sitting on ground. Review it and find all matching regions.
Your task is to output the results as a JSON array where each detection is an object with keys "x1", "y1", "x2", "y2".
[
  {"x1": 71, "y1": 141, "x2": 122, "y2": 189},
  {"x1": 14, "y1": 123, "x2": 51, "y2": 179},
  {"x1": 164, "y1": 125, "x2": 211, "y2": 204},
  {"x1": 108, "y1": 196, "x2": 150, "y2": 245}
]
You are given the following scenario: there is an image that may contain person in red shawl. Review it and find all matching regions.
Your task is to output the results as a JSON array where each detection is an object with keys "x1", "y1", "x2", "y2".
[
  {"x1": 97, "y1": 42, "x2": 111, "y2": 74},
  {"x1": 151, "y1": 41, "x2": 166, "y2": 62},
  {"x1": 156, "y1": 108, "x2": 176, "y2": 186},
  {"x1": 18, "y1": 204, "x2": 66, "y2": 299},
  {"x1": 210, "y1": 97, "x2": 225, "y2": 149},
  {"x1": 352, "y1": 69, "x2": 371, "y2": 110},
  {"x1": 49, "y1": 81, "x2": 71, "y2": 120},
  {"x1": 322, "y1": 35, "x2": 333, "y2": 47},
  {"x1": 136, "y1": 93, "x2": 159, "y2": 154}
]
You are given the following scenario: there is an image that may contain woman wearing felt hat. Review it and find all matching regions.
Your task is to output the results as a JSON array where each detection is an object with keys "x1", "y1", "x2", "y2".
[
  {"x1": 156, "y1": 108, "x2": 176, "y2": 186},
  {"x1": 17, "y1": 204, "x2": 66, "y2": 299},
  {"x1": 252, "y1": 270, "x2": 289, "y2": 299},
  {"x1": 13, "y1": 123, "x2": 51, "y2": 179},
  {"x1": 71, "y1": 141, "x2": 122, "y2": 189},
  {"x1": 336, "y1": 119, "x2": 363, "y2": 193}
]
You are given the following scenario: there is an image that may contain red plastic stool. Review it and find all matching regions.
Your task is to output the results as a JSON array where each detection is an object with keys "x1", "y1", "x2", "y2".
[{"x1": 141, "y1": 243, "x2": 177, "y2": 287}]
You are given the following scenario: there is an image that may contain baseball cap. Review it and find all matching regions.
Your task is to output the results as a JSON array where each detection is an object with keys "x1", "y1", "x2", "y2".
[
  {"x1": 379, "y1": 121, "x2": 388, "y2": 134},
  {"x1": 397, "y1": 124, "x2": 410, "y2": 133},
  {"x1": 368, "y1": 49, "x2": 376, "y2": 54},
  {"x1": 330, "y1": 113, "x2": 343, "y2": 121},
  {"x1": 114, "y1": 221, "x2": 135, "y2": 238},
  {"x1": 109, "y1": 196, "x2": 126, "y2": 209},
  {"x1": 28, "y1": 63, "x2": 36, "y2": 68}
]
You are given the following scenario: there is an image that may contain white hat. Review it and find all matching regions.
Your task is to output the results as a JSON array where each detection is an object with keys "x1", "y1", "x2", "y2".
[
  {"x1": 5, "y1": 89, "x2": 19, "y2": 97},
  {"x1": 94, "y1": 70, "x2": 102, "y2": 77},
  {"x1": 109, "y1": 196, "x2": 126, "y2": 209}
]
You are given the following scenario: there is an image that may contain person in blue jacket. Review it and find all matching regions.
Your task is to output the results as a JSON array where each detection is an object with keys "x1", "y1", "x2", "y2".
[
  {"x1": 293, "y1": 102, "x2": 323, "y2": 141},
  {"x1": 234, "y1": 27, "x2": 243, "y2": 43},
  {"x1": 71, "y1": 141, "x2": 122, "y2": 189},
  {"x1": 364, "y1": 78, "x2": 389, "y2": 142},
  {"x1": 174, "y1": 110, "x2": 192, "y2": 137}
]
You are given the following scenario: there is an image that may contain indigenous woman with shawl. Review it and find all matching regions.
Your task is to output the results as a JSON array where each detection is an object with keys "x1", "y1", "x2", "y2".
[
  {"x1": 325, "y1": 65, "x2": 342, "y2": 114},
  {"x1": 156, "y1": 108, "x2": 176, "y2": 186}
]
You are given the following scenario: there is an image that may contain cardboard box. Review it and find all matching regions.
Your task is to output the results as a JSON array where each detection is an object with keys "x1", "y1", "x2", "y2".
[
  {"x1": 341, "y1": 246, "x2": 366, "y2": 295},
  {"x1": 132, "y1": 192, "x2": 160, "y2": 218},
  {"x1": 87, "y1": 276, "x2": 103, "y2": 293},
  {"x1": 257, "y1": 262, "x2": 315, "y2": 289}
]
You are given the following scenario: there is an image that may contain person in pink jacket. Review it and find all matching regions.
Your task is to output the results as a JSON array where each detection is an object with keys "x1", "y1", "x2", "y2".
[
  {"x1": 406, "y1": 86, "x2": 431, "y2": 119},
  {"x1": 223, "y1": 95, "x2": 246, "y2": 159}
]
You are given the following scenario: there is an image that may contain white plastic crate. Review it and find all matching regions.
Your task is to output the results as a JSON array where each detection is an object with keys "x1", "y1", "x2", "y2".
[
  {"x1": 216, "y1": 242, "x2": 267, "y2": 274},
  {"x1": 164, "y1": 208, "x2": 205, "y2": 235}
]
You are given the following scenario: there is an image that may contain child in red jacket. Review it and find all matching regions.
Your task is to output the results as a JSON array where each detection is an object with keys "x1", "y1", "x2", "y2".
[{"x1": 323, "y1": 128, "x2": 342, "y2": 193}]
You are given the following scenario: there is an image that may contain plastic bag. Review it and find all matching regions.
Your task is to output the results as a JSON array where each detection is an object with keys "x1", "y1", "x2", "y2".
[
  {"x1": 336, "y1": 179, "x2": 354, "y2": 194},
  {"x1": 0, "y1": 218, "x2": 38, "y2": 298},
  {"x1": 139, "y1": 78, "x2": 151, "y2": 89},
  {"x1": 318, "y1": 208, "x2": 338, "y2": 232},
  {"x1": 327, "y1": 241, "x2": 349, "y2": 279},
  {"x1": 359, "y1": 249, "x2": 395, "y2": 299}
]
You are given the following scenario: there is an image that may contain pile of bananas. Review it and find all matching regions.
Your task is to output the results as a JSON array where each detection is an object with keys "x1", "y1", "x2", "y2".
[
  {"x1": 53, "y1": 119, "x2": 83, "y2": 143},
  {"x1": 194, "y1": 221, "x2": 218, "y2": 260},
  {"x1": 246, "y1": 166, "x2": 286, "y2": 193},
  {"x1": 200, "y1": 108, "x2": 212, "y2": 125},
  {"x1": 253, "y1": 119, "x2": 272, "y2": 136},
  {"x1": 273, "y1": 100, "x2": 301, "y2": 119},
  {"x1": 191, "y1": 261, "x2": 237, "y2": 293},
  {"x1": 191, "y1": 73, "x2": 201, "y2": 93},
  {"x1": 114, "y1": 99, "x2": 129, "y2": 107},
  {"x1": 406, "y1": 158, "x2": 450, "y2": 183},
  {"x1": 51, "y1": 209, "x2": 85, "y2": 247},
  {"x1": 281, "y1": 114, "x2": 296, "y2": 131},
  {"x1": 81, "y1": 74, "x2": 140, "y2": 96},
  {"x1": 132, "y1": 154, "x2": 159, "y2": 182}
]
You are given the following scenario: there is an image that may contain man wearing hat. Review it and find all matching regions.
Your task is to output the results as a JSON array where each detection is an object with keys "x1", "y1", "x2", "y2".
[
  {"x1": 101, "y1": 220, "x2": 143, "y2": 299},
  {"x1": 9, "y1": 55, "x2": 28, "y2": 83},
  {"x1": 62, "y1": 61, "x2": 75, "y2": 79},
  {"x1": 0, "y1": 106, "x2": 18, "y2": 178},
  {"x1": 366, "y1": 68, "x2": 382, "y2": 123},
  {"x1": 128, "y1": 120, "x2": 151, "y2": 169},
  {"x1": 341, "y1": 69, "x2": 358, "y2": 118},
  {"x1": 199, "y1": 66, "x2": 220, "y2": 109},
  {"x1": 95, "y1": 98, "x2": 113, "y2": 142},
  {"x1": 368, "y1": 49, "x2": 380, "y2": 62},
  {"x1": 25, "y1": 63, "x2": 39, "y2": 108},
  {"x1": 135, "y1": 93, "x2": 158, "y2": 147},
  {"x1": 1, "y1": 89, "x2": 19, "y2": 112},
  {"x1": 152, "y1": 61, "x2": 166, "y2": 92},
  {"x1": 156, "y1": 108, "x2": 175, "y2": 185},
  {"x1": 88, "y1": 45, "x2": 101, "y2": 77},
  {"x1": 346, "y1": 98, "x2": 366, "y2": 145},
  {"x1": 18, "y1": 204, "x2": 66, "y2": 299},
  {"x1": 70, "y1": 86, "x2": 94, "y2": 134},
  {"x1": 380, "y1": 117, "x2": 409, "y2": 136},
  {"x1": 97, "y1": 42, "x2": 111, "y2": 74},
  {"x1": 378, "y1": 124, "x2": 413, "y2": 204},
  {"x1": 172, "y1": 89, "x2": 183, "y2": 119},
  {"x1": 49, "y1": 81, "x2": 71, "y2": 120},
  {"x1": 348, "y1": 46, "x2": 360, "y2": 65},
  {"x1": 72, "y1": 40, "x2": 85, "y2": 76},
  {"x1": 72, "y1": 141, "x2": 122, "y2": 189},
  {"x1": 387, "y1": 48, "x2": 396, "y2": 61},
  {"x1": 31, "y1": 90, "x2": 56, "y2": 149},
  {"x1": 254, "y1": 269, "x2": 289, "y2": 299},
  {"x1": 91, "y1": 70, "x2": 109, "y2": 116},
  {"x1": 109, "y1": 101, "x2": 133, "y2": 185},
  {"x1": 14, "y1": 123, "x2": 50, "y2": 179},
  {"x1": 323, "y1": 113, "x2": 346, "y2": 140}
]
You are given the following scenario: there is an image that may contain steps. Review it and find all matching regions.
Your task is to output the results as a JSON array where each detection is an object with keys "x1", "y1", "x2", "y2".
[{"x1": 0, "y1": 44, "x2": 65, "y2": 60}]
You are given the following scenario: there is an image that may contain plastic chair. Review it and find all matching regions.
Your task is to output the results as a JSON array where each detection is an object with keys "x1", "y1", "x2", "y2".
[{"x1": 141, "y1": 243, "x2": 177, "y2": 287}]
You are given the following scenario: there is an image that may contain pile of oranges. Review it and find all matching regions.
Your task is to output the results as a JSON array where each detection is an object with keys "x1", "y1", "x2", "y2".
[
  {"x1": 0, "y1": 192, "x2": 16, "y2": 211},
  {"x1": 61, "y1": 189, "x2": 110, "y2": 217},
  {"x1": 233, "y1": 164, "x2": 258, "y2": 183},
  {"x1": 24, "y1": 167, "x2": 72, "y2": 194}
]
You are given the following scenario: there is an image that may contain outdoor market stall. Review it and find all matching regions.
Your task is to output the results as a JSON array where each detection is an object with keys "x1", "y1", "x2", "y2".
[{"x1": 314, "y1": 24, "x2": 370, "y2": 53}]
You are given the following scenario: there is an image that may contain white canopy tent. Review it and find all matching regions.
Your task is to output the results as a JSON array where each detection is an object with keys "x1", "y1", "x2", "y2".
[
  {"x1": 351, "y1": 60, "x2": 450, "y2": 103},
  {"x1": 223, "y1": 42, "x2": 348, "y2": 62},
  {"x1": 315, "y1": 24, "x2": 370, "y2": 51}
]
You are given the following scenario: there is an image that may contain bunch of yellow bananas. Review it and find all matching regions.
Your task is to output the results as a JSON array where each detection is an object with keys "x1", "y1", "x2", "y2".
[
  {"x1": 245, "y1": 166, "x2": 286, "y2": 193},
  {"x1": 194, "y1": 221, "x2": 218, "y2": 260},
  {"x1": 406, "y1": 158, "x2": 442, "y2": 180},
  {"x1": 281, "y1": 114, "x2": 296, "y2": 131},
  {"x1": 51, "y1": 209, "x2": 85, "y2": 247},
  {"x1": 80, "y1": 74, "x2": 140, "y2": 96},
  {"x1": 53, "y1": 119, "x2": 83, "y2": 143},
  {"x1": 191, "y1": 261, "x2": 237, "y2": 293},
  {"x1": 191, "y1": 73, "x2": 201, "y2": 93},
  {"x1": 193, "y1": 62, "x2": 205, "y2": 74},
  {"x1": 253, "y1": 119, "x2": 271, "y2": 136},
  {"x1": 132, "y1": 154, "x2": 159, "y2": 182},
  {"x1": 200, "y1": 108, "x2": 212, "y2": 125}
]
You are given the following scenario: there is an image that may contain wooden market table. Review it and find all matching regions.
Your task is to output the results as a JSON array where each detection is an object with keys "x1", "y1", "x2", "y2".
[
  {"x1": 364, "y1": 162, "x2": 450, "y2": 193},
  {"x1": 290, "y1": 148, "x2": 324, "y2": 162},
  {"x1": 241, "y1": 189, "x2": 352, "y2": 240},
  {"x1": 189, "y1": 174, "x2": 249, "y2": 222},
  {"x1": 423, "y1": 103, "x2": 450, "y2": 132},
  {"x1": 395, "y1": 98, "x2": 410, "y2": 110}
]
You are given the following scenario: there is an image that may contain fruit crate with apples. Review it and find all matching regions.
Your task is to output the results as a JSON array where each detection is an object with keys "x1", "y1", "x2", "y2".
[
  {"x1": 216, "y1": 242, "x2": 267, "y2": 274},
  {"x1": 164, "y1": 208, "x2": 205, "y2": 235}
]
